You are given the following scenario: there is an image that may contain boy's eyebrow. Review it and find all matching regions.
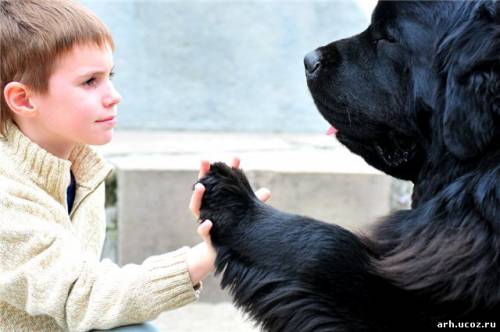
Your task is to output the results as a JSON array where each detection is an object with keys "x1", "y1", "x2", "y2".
[{"x1": 76, "y1": 65, "x2": 115, "y2": 78}]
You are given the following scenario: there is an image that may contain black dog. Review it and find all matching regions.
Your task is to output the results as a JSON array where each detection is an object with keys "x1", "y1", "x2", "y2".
[{"x1": 198, "y1": 1, "x2": 499, "y2": 331}]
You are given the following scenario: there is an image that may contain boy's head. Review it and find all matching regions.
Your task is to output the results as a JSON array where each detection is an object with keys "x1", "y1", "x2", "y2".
[{"x1": 0, "y1": 0, "x2": 120, "y2": 153}]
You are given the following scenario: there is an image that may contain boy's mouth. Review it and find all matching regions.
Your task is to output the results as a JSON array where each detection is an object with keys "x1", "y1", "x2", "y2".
[{"x1": 96, "y1": 116, "x2": 116, "y2": 123}]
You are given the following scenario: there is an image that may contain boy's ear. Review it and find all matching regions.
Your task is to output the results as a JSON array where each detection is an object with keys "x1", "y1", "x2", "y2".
[
  {"x1": 438, "y1": 3, "x2": 500, "y2": 160},
  {"x1": 3, "y1": 82, "x2": 37, "y2": 118}
]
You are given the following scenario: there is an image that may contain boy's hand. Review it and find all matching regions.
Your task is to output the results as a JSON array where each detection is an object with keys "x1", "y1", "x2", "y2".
[
  {"x1": 189, "y1": 158, "x2": 271, "y2": 220},
  {"x1": 186, "y1": 158, "x2": 271, "y2": 286}
]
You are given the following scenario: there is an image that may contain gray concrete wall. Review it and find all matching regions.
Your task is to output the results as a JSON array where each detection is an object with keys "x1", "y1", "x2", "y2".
[
  {"x1": 115, "y1": 168, "x2": 392, "y2": 302},
  {"x1": 80, "y1": 0, "x2": 369, "y2": 132}
]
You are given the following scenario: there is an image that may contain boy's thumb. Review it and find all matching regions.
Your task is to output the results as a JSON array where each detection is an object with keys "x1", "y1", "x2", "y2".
[{"x1": 197, "y1": 220, "x2": 213, "y2": 241}]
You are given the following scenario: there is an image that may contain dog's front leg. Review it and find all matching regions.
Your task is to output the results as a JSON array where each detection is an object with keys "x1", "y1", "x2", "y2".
[{"x1": 198, "y1": 163, "x2": 403, "y2": 331}]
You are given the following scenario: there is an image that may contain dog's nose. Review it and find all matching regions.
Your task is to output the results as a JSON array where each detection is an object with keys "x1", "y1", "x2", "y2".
[{"x1": 304, "y1": 50, "x2": 321, "y2": 75}]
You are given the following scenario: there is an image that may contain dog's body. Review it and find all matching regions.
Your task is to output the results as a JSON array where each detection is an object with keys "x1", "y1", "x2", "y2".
[{"x1": 198, "y1": 1, "x2": 500, "y2": 331}]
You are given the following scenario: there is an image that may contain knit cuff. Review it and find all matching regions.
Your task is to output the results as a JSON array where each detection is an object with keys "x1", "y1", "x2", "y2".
[{"x1": 138, "y1": 247, "x2": 200, "y2": 316}]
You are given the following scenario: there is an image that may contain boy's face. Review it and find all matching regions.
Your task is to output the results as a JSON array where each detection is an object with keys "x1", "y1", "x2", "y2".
[{"x1": 29, "y1": 43, "x2": 121, "y2": 152}]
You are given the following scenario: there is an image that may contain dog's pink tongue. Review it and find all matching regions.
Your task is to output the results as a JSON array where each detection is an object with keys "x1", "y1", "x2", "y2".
[{"x1": 326, "y1": 126, "x2": 338, "y2": 136}]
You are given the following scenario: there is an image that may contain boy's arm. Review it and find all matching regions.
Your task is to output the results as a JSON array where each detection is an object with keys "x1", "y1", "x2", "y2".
[
  {"x1": 0, "y1": 207, "x2": 198, "y2": 332},
  {"x1": 186, "y1": 232, "x2": 216, "y2": 285}
]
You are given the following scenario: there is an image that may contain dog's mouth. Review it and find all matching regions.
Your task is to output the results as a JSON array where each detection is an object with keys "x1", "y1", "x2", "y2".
[
  {"x1": 373, "y1": 140, "x2": 415, "y2": 168},
  {"x1": 334, "y1": 129, "x2": 420, "y2": 180},
  {"x1": 312, "y1": 87, "x2": 422, "y2": 180},
  {"x1": 326, "y1": 126, "x2": 338, "y2": 136}
]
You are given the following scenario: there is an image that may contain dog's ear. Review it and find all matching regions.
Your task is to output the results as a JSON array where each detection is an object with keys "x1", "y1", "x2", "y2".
[{"x1": 438, "y1": 2, "x2": 499, "y2": 159}]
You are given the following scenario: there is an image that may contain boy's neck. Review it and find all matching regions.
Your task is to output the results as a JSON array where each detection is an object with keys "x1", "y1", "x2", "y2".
[{"x1": 14, "y1": 119, "x2": 75, "y2": 160}]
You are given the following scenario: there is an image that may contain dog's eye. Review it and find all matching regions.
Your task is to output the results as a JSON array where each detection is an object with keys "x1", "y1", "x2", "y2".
[
  {"x1": 370, "y1": 24, "x2": 397, "y2": 45},
  {"x1": 373, "y1": 35, "x2": 397, "y2": 45}
]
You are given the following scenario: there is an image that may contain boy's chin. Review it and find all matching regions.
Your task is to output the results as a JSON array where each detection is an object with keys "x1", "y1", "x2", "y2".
[{"x1": 88, "y1": 130, "x2": 114, "y2": 146}]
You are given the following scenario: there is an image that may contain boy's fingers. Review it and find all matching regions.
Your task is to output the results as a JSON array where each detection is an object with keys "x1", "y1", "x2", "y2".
[
  {"x1": 231, "y1": 157, "x2": 241, "y2": 169},
  {"x1": 189, "y1": 183, "x2": 205, "y2": 217},
  {"x1": 197, "y1": 220, "x2": 213, "y2": 243},
  {"x1": 198, "y1": 160, "x2": 210, "y2": 179},
  {"x1": 255, "y1": 187, "x2": 271, "y2": 202}
]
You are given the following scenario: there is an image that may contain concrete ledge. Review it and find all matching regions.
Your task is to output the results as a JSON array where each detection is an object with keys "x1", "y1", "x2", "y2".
[
  {"x1": 95, "y1": 131, "x2": 384, "y2": 174},
  {"x1": 96, "y1": 130, "x2": 407, "y2": 302}
]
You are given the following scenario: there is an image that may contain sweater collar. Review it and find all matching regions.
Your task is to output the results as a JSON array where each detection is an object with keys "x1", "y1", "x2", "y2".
[{"x1": 3, "y1": 121, "x2": 113, "y2": 202}]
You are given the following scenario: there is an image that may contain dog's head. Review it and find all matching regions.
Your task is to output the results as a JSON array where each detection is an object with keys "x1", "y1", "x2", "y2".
[{"x1": 306, "y1": 1, "x2": 499, "y2": 182}]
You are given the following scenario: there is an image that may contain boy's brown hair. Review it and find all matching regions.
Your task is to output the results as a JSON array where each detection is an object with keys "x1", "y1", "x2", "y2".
[{"x1": 0, "y1": 0, "x2": 114, "y2": 136}]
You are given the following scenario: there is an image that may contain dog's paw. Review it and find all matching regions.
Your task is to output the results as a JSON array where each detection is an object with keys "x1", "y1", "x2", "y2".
[{"x1": 196, "y1": 162, "x2": 257, "y2": 240}]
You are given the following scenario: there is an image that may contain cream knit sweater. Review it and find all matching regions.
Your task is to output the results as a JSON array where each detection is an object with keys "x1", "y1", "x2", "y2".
[{"x1": 0, "y1": 121, "x2": 198, "y2": 331}]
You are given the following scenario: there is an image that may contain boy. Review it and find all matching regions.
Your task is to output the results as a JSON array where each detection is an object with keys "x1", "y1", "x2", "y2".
[{"x1": 0, "y1": 1, "x2": 270, "y2": 331}]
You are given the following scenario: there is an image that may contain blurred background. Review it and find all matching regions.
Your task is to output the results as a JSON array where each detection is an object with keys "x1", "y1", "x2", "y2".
[
  {"x1": 80, "y1": 1, "x2": 412, "y2": 331},
  {"x1": 82, "y1": 0, "x2": 375, "y2": 133}
]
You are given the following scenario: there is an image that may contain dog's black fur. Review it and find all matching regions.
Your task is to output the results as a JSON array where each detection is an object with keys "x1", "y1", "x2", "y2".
[{"x1": 197, "y1": 1, "x2": 500, "y2": 331}]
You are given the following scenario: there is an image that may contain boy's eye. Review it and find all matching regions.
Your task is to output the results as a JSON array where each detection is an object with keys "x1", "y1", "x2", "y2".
[
  {"x1": 82, "y1": 72, "x2": 115, "y2": 87},
  {"x1": 83, "y1": 77, "x2": 97, "y2": 87}
]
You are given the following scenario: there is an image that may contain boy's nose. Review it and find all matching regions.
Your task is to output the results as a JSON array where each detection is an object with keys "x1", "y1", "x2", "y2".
[{"x1": 103, "y1": 85, "x2": 122, "y2": 108}]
